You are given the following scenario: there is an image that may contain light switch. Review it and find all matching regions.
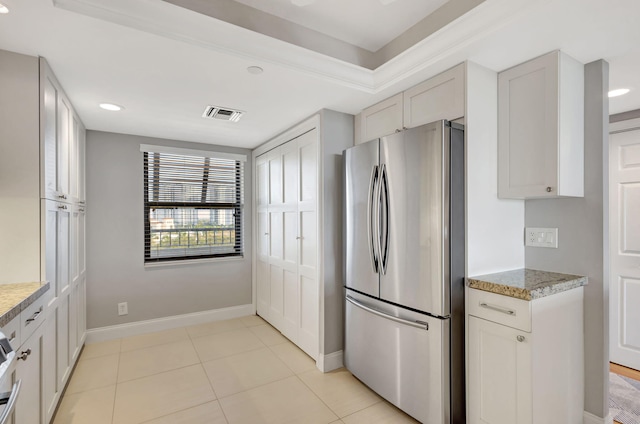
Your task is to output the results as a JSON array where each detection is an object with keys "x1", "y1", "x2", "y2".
[{"x1": 525, "y1": 227, "x2": 558, "y2": 248}]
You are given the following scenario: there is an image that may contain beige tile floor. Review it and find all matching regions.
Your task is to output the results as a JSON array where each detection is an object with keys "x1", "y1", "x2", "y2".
[{"x1": 53, "y1": 315, "x2": 419, "y2": 424}]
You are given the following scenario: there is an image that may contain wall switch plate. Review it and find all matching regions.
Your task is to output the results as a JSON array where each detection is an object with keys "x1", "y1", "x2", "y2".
[
  {"x1": 118, "y1": 302, "x2": 128, "y2": 316},
  {"x1": 525, "y1": 227, "x2": 558, "y2": 248}
]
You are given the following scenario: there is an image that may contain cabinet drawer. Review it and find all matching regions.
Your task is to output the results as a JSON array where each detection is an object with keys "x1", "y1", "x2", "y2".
[
  {"x1": 1, "y1": 315, "x2": 21, "y2": 350},
  {"x1": 20, "y1": 291, "x2": 50, "y2": 342},
  {"x1": 467, "y1": 288, "x2": 531, "y2": 332}
]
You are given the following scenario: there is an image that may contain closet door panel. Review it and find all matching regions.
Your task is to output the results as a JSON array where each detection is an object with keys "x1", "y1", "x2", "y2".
[
  {"x1": 282, "y1": 269, "x2": 299, "y2": 340},
  {"x1": 269, "y1": 265, "x2": 284, "y2": 330},
  {"x1": 299, "y1": 274, "x2": 319, "y2": 359},
  {"x1": 299, "y1": 211, "x2": 317, "y2": 270},
  {"x1": 256, "y1": 259, "x2": 270, "y2": 318}
]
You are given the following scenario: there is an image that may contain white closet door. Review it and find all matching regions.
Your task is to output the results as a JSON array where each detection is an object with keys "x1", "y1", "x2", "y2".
[
  {"x1": 281, "y1": 142, "x2": 300, "y2": 341},
  {"x1": 610, "y1": 126, "x2": 640, "y2": 371},
  {"x1": 268, "y1": 151, "x2": 285, "y2": 330},
  {"x1": 256, "y1": 154, "x2": 270, "y2": 319},
  {"x1": 297, "y1": 129, "x2": 319, "y2": 359}
]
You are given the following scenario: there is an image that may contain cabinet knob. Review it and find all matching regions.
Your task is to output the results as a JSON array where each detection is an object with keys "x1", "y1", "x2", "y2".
[
  {"x1": 264, "y1": 232, "x2": 269, "y2": 236},
  {"x1": 296, "y1": 236, "x2": 302, "y2": 240},
  {"x1": 17, "y1": 349, "x2": 31, "y2": 361},
  {"x1": 517, "y1": 335, "x2": 525, "y2": 342},
  {"x1": 546, "y1": 187, "x2": 553, "y2": 193},
  {"x1": 395, "y1": 129, "x2": 401, "y2": 133}
]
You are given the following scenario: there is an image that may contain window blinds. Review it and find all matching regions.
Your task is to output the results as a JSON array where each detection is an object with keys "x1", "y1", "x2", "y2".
[{"x1": 142, "y1": 148, "x2": 244, "y2": 262}]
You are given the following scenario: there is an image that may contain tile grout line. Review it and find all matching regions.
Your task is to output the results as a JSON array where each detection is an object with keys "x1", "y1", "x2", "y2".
[{"x1": 110, "y1": 351, "x2": 120, "y2": 424}]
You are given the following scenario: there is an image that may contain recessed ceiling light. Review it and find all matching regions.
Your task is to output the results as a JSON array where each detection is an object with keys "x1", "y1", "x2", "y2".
[
  {"x1": 608, "y1": 88, "x2": 630, "y2": 98},
  {"x1": 99, "y1": 103, "x2": 124, "y2": 111},
  {"x1": 0, "y1": 3, "x2": 9, "y2": 14},
  {"x1": 247, "y1": 66, "x2": 263, "y2": 75}
]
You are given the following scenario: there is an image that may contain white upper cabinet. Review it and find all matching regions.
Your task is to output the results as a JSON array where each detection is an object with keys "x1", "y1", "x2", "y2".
[
  {"x1": 40, "y1": 58, "x2": 85, "y2": 203},
  {"x1": 355, "y1": 64, "x2": 466, "y2": 145},
  {"x1": 403, "y1": 63, "x2": 465, "y2": 128},
  {"x1": 498, "y1": 51, "x2": 584, "y2": 199},
  {"x1": 357, "y1": 93, "x2": 403, "y2": 144}
]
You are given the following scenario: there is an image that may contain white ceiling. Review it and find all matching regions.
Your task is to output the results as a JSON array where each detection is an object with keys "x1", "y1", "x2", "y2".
[
  {"x1": 0, "y1": 0, "x2": 638, "y2": 150},
  {"x1": 231, "y1": 0, "x2": 449, "y2": 52}
]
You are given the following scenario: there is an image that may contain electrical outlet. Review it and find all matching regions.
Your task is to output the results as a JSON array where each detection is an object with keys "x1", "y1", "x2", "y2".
[
  {"x1": 118, "y1": 302, "x2": 128, "y2": 316},
  {"x1": 525, "y1": 227, "x2": 558, "y2": 248}
]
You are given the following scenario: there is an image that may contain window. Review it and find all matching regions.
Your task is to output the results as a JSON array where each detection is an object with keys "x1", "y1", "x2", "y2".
[{"x1": 141, "y1": 145, "x2": 245, "y2": 263}]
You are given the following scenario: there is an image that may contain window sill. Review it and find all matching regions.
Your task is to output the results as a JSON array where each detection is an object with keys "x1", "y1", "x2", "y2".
[{"x1": 143, "y1": 255, "x2": 245, "y2": 269}]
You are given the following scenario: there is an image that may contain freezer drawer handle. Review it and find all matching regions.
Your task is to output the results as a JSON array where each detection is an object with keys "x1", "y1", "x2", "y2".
[
  {"x1": 479, "y1": 302, "x2": 516, "y2": 316},
  {"x1": 346, "y1": 295, "x2": 428, "y2": 330},
  {"x1": 0, "y1": 380, "x2": 21, "y2": 424}
]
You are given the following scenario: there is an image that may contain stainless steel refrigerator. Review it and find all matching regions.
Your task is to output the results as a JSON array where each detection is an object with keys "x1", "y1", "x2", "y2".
[{"x1": 344, "y1": 120, "x2": 465, "y2": 424}]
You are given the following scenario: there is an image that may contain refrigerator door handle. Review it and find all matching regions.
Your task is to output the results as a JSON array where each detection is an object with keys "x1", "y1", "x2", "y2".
[
  {"x1": 379, "y1": 164, "x2": 390, "y2": 275},
  {"x1": 369, "y1": 165, "x2": 380, "y2": 273},
  {"x1": 346, "y1": 295, "x2": 429, "y2": 330}
]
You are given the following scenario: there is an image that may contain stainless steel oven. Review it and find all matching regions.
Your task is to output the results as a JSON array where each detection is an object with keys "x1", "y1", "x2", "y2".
[{"x1": 0, "y1": 332, "x2": 20, "y2": 424}]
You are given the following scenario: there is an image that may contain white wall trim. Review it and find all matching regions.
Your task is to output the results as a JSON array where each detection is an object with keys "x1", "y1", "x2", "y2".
[
  {"x1": 85, "y1": 304, "x2": 253, "y2": 344},
  {"x1": 316, "y1": 350, "x2": 343, "y2": 373},
  {"x1": 583, "y1": 411, "x2": 613, "y2": 424},
  {"x1": 609, "y1": 117, "x2": 640, "y2": 133},
  {"x1": 252, "y1": 114, "x2": 320, "y2": 157}
]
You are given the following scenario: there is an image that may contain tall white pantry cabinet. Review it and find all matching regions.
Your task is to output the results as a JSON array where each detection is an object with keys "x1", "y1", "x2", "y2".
[
  {"x1": 253, "y1": 110, "x2": 353, "y2": 370},
  {"x1": 0, "y1": 49, "x2": 87, "y2": 424}
]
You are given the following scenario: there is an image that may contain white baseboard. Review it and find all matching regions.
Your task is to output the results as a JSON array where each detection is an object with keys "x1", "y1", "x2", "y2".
[
  {"x1": 86, "y1": 304, "x2": 253, "y2": 344},
  {"x1": 317, "y1": 350, "x2": 343, "y2": 372},
  {"x1": 583, "y1": 411, "x2": 613, "y2": 424}
]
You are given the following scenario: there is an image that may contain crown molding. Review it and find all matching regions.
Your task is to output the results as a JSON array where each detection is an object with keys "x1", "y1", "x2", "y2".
[{"x1": 54, "y1": 0, "x2": 541, "y2": 94}]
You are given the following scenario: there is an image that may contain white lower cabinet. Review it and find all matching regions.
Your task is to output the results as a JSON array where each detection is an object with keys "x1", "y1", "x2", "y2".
[
  {"x1": 467, "y1": 287, "x2": 584, "y2": 424},
  {"x1": 468, "y1": 316, "x2": 532, "y2": 424},
  {"x1": 14, "y1": 324, "x2": 43, "y2": 424},
  {"x1": 42, "y1": 314, "x2": 58, "y2": 424}
]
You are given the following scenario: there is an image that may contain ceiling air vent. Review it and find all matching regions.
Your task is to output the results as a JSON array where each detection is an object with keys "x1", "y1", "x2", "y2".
[{"x1": 202, "y1": 105, "x2": 244, "y2": 122}]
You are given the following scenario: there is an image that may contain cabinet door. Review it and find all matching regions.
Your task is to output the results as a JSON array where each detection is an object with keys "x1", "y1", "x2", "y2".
[
  {"x1": 78, "y1": 277, "x2": 87, "y2": 346},
  {"x1": 498, "y1": 53, "x2": 558, "y2": 198},
  {"x1": 41, "y1": 65, "x2": 58, "y2": 201},
  {"x1": 358, "y1": 93, "x2": 403, "y2": 144},
  {"x1": 78, "y1": 122, "x2": 87, "y2": 204},
  {"x1": 297, "y1": 130, "x2": 318, "y2": 359},
  {"x1": 14, "y1": 329, "x2": 42, "y2": 424},
  {"x1": 57, "y1": 94, "x2": 72, "y2": 200},
  {"x1": 42, "y1": 314, "x2": 58, "y2": 424},
  {"x1": 403, "y1": 64, "x2": 465, "y2": 128},
  {"x1": 57, "y1": 203, "x2": 71, "y2": 297},
  {"x1": 69, "y1": 113, "x2": 80, "y2": 203},
  {"x1": 468, "y1": 316, "x2": 532, "y2": 424},
  {"x1": 57, "y1": 298, "x2": 70, "y2": 387},
  {"x1": 69, "y1": 284, "x2": 79, "y2": 363}
]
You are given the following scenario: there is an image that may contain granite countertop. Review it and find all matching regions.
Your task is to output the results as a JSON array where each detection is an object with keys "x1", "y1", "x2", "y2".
[
  {"x1": 467, "y1": 268, "x2": 587, "y2": 301},
  {"x1": 0, "y1": 282, "x2": 50, "y2": 328}
]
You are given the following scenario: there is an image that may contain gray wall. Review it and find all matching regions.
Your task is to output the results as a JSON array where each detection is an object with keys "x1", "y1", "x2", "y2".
[
  {"x1": 524, "y1": 60, "x2": 609, "y2": 418},
  {"x1": 86, "y1": 130, "x2": 252, "y2": 329},
  {"x1": 0, "y1": 50, "x2": 41, "y2": 284},
  {"x1": 319, "y1": 110, "x2": 354, "y2": 355}
]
